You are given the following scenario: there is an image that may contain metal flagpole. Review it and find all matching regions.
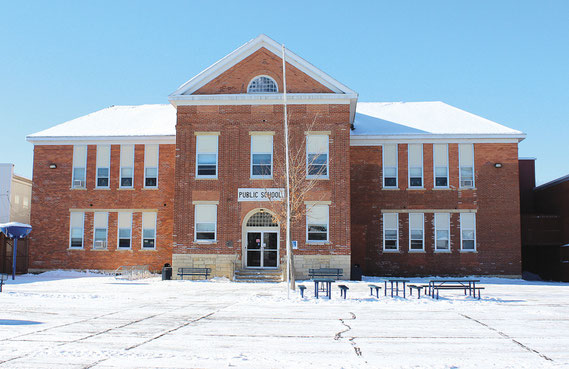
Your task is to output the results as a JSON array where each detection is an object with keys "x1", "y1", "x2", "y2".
[{"x1": 282, "y1": 44, "x2": 292, "y2": 298}]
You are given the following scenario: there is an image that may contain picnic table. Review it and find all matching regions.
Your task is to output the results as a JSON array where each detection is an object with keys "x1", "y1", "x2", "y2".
[
  {"x1": 428, "y1": 279, "x2": 481, "y2": 299},
  {"x1": 312, "y1": 278, "x2": 335, "y2": 299},
  {"x1": 383, "y1": 279, "x2": 411, "y2": 298}
]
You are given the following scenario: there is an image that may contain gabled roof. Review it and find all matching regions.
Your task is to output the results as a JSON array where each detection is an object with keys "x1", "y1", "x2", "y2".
[
  {"x1": 351, "y1": 102, "x2": 526, "y2": 143},
  {"x1": 169, "y1": 34, "x2": 357, "y2": 97},
  {"x1": 27, "y1": 104, "x2": 176, "y2": 144}
]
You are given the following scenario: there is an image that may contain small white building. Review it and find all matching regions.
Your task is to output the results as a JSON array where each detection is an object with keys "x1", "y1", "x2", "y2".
[{"x1": 0, "y1": 163, "x2": 32, "y2": 224}]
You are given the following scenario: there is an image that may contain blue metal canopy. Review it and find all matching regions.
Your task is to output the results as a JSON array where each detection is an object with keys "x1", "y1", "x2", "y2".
[{"x1": 0, "y1": 222, "x2": 32, "y2": 280}]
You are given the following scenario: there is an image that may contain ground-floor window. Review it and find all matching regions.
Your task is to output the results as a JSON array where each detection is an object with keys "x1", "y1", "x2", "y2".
[
  {"x1": 383, "y1": 213, "x2": 398, "y2": 251},
  {"x1": 117, "y1": 212, "x2": 132, "y2": 249},
  {"x1": 195, "y1": 204, "x2": 217, "y2": 241},
  {"x1": 460, "y1": 213, "x2": 476, "y2": 251},
  {"x1": 93, "y1": 212, "x2": 108, "y2": 249},
  {"x1": 306, "y1": 204, "x2": 329, "y2": 242},
  {"x1": 409, "y1": 213, "x2": 424, "y2": 251},
  {"x1": 434, "y1": 213, "x2": 450, "y2": 251},
  {"x1": 69, "y1": 212, "x2": 84, "y2": 248},
  {"x1": 142, "y1": 212, "x2": 157, "y2": 249}
]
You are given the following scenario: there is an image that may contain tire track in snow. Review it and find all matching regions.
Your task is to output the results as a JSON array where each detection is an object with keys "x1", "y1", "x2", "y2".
[
  {"x1": 335, "y1": 312, "x2": 366, "y2": 361},
  {"x1": 460, "y1": 313, "x2": 553, "y2": 362}
]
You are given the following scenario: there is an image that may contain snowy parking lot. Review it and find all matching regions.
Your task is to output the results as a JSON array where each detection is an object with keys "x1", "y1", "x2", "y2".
[{"x1": 0, "y1": 272, "x2": 568, "y2": 368}]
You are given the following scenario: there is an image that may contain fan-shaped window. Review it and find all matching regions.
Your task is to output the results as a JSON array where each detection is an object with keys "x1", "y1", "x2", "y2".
[
  {"x1": 247, "y1": 76, "x2": 278, "y2": 93},
  {"x1": 246, "y1": 211, "x2": 278, "y2": 227}
]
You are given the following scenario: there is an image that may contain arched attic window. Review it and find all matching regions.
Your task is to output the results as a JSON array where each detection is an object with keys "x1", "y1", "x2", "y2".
[{"x1": 247, "y1": 75, "x2": 278, "y2": 93}]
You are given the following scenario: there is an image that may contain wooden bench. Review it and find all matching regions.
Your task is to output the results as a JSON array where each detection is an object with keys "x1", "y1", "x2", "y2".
[
  {"x1": 298, "y1": 285, "x2": 307, "y2": 298},
  {"x1": 408, "y1": 284, "x2": 428, "y2": 299},
  {"x1": 338, "y1": 285, "x2": 349, "y2": 299},
  {"x1": 308, "y1": 268, "x2": 343, "y2": 280},
  {"x1": 368, "y1": 284, "x2": 382, "y2": 298},
  {"x1": 177, "y1": 267, "x2": 211, "y2": 280}
]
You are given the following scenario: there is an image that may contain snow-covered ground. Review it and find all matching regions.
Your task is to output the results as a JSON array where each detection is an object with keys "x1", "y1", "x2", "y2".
[{"x1": 0, "y1": 272, "x2": 568, "y2": 368}]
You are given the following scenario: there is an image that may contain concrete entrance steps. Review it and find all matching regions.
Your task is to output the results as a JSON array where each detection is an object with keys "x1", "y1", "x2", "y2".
[{"x1": 234, "y1": 268, "x2": 283, "y2": 282}]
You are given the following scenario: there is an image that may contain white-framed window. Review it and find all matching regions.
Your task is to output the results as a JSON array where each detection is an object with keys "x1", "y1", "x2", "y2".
[
  {"x1": 306, "y1": 204, "x2": 329, "y2": 242},
  {"x1": 306, "y1": 135, "x2": 329, "y2": 178},
  {"x1": 247, "y1": 75, "x2": 278, "y2": 93},
  {"x1": 408, "y1": 144, "x2": 423, "y2": 188},
  {"x1": 69, "y1": 212, "x2": 84, "y2": 248},
  {"x1": 117, "y1": 212, "x2": 132, "y2": 249},
  {"x1": 251, "y1": 135, "x2": 273, "y2": 178},
  {"x1": 196, "y1": 135, "x2": 218, "y2": 178},
  {"x1": 409, "y1": 213, "x2": 424, "y2": 251},
  {"x1": 435, "y1": 213, "x2": 450, "y2": 251},
  {"x1": 383, "y1": 213, "x2": 398, "y2": 251},
  {"x1": 96, "y1": 145, "x2": 110, "y2": 188},
  {"x1": 120, "y1": 145, "x2": 134, "y2": 188},
  {"x1": 460, "y1": 213, "x2": 476, "y2": 251},
  {"x1": 144, "y1": 144, "x2": 159, "y2": 188},
  {"x1": 142, "y1": 212, "x2": 157, "y2": 249},
  {"x1": 93, "y1": 212, "x2": 108, "y2": 250},
  {"x1": 195, "y1": 204, "x2": 217, "y2": 241},
  {"x1": 72, "y1": 145, "x2": 87, "y2": 189},
  {"x1": 383, "y1": 144, "x2": 398, "y2": 188},
  {"x1": 433, "y1": 144, "x2": 449, "y2": 188},
  {"x1": 459, "y1": 144, "x2": 475, "y2": 188}
]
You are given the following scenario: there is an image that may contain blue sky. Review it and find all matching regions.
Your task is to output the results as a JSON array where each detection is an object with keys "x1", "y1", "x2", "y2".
[{"x1": 1, "y1": 0, "x2": 567, "y2": 184}]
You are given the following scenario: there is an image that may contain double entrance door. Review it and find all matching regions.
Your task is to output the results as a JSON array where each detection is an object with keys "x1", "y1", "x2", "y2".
[{"x1": 246, "y1": 231, "x2": 278, "y2": 268}]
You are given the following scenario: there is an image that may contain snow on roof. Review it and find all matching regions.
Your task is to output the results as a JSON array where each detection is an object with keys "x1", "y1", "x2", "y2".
[
  {"x1": 27, "y1": 101, "x2": 525, "y2": 142},
  {"x1": 27, "y1": 104, "x2": 176, "y2": 140},
  {"x1": 352, "y1": 102, "x2": 525, "y2": 138}
]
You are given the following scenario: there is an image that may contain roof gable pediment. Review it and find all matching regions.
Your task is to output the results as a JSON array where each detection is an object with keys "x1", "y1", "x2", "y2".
[{"x1": 169, "y1": 34, "x2": 357, "y2": 98}]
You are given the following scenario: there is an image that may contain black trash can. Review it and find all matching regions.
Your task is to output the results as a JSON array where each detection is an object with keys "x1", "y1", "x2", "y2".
[
  {"x1": 162, "y1": 263, "x2": 172, "y2": 280},
  {"x1": 351, "y1": 264, "x2": 362, "y2": 281}
]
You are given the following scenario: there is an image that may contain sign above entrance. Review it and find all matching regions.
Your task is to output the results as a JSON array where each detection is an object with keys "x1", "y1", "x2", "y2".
[{"x1": 238, "y1": 188, "x2": 285, "y2": 202}]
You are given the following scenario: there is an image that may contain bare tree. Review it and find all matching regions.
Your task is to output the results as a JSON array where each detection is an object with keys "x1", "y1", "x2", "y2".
[{"x1": 262, "y1": 115, "x2": 328, "y2": 290}]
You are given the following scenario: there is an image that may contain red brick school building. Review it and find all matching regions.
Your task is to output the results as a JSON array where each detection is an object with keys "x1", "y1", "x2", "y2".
[{"x1": 26, "y1": 35, "x2": 526, "y2": 279}]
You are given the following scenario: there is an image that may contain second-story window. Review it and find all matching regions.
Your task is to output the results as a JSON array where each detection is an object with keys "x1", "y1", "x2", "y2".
[
  {"x1": 72, "y1": 145, "x2": 87, "y2": 189},
  {"x1": 433, "y1": 144, "x2": 449, "y2": 187},
  {"x1": 96, "y1": 145, "x2": 110, "y2": 188},
  {"x1": 251, "y1": 134, "x2": 273, "y2": 178},
  {"x1": 459, "y1": 144, "x2": 475, "y2": 188},
  {"x1": 144, "y1": 144, "x2": 159, "y2": 188},
  {"x1": 196, "y1": 135, "x2": 218, "y2": 178},
  {"x1": 408, "y1": 144, "x2": 423, "y2": 188},
  {"x1": 383, "y1": 144, "x2": 398, "y2": 188},
  {"x1": 306, "y1": 134, "x2": 329, "y2": 178},
  {"x1": 120, "y1": 145, "x2": 134, "y2": 188}
]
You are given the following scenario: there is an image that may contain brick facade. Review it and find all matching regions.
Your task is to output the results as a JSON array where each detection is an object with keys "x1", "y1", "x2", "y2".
[
  {"x1": 29, "y1": 144, "x2": 175, "y2": 272},
  {"x1": 173, "y1": 103, "x2": 351, "y2": 274},
  {"x1": 350, "y1": 143, "x2": 522, "y2": 276}
]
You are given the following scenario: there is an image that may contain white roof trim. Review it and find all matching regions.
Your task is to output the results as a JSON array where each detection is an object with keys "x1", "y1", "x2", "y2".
[
  {"x1": 350, "y1": 133, "x2": 526, "y2": 146},
  {"x1": 169, "y1": 34, "x2": 357, "y2": 97},
  {"x1": 27, "y1": 135, "x2": 176, "y2": 145},
  {"x1": 170, "y1": 93, "x2": 354, "y2": 106}
]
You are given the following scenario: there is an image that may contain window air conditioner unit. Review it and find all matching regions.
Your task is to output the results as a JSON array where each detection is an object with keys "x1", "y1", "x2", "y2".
[
  {"x1": 73, "y1": 179, "x2": 85, "y2": 188},
  {"x1": 94, "y1": 240, "x2": 107, "y2": 249},
  {"x1": 461, "y1": 180, "x2": 473, "y2": 187}
]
